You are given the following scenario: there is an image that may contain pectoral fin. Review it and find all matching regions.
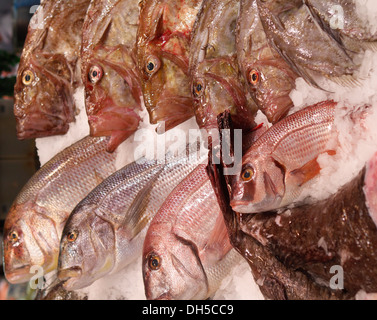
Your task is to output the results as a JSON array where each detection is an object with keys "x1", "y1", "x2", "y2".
[
  {"x1": 123, "y1": 167, "x2": 164, "y2": 239},
  {"x1": 289, "y1": 158, "x2": 321, "y2": 187}
]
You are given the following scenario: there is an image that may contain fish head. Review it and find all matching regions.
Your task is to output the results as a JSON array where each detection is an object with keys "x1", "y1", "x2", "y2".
[
  {"x1": 137, "y1": 1, "x2": 196, "y2": 131},
  {"x1": 58, "y1": 205, "x2": 116, "y2": 291},
  {"x1": 3, "y1": 202, "x2": 60, "y2": 284},
  {"x1": 142, "y1": 223, "x2": 208, "y2": 300},
  {"x1": 192, "y1": 58, "x2": 256, "y2": 130},
  {"x1": 243, "y1": 59, "x2": 297, "y2": 123},
  {"x1": 14, "y1": 53, "x2": 75, "y2": 140},
  {"x1": 83, "y1": 48, "x2": 142, "y2": 150},
  {"x1": 230, "y1": 147, "x2": 286, "y2": 213}
]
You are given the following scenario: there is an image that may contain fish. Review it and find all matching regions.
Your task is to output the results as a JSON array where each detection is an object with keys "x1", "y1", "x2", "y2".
[
  {"x1": 206, "y1": 111, "x2": 351, "y2": 300},
  {"x1": 81, "y1": 0, "x2": 143, "y2": 153},
  {"x1": 189, "y1": 0, "x2": 257, "y2": 131},
  {"x1": 142, "y1": 164, "x2": 241, "y2": 300},
  {"x1": 236, "y1": 0, "x2": 299, "y2": 123},
  {"x1": 243, "y1": 163, "x2": 377, "y2": 297},
  {"x1": 13, "y1": 0, "x2": 90, "y2": 140},
  {"x1": 136, "y1": 0, "x2": 203, "y2": 132},
  {"x1": 3, "y1": 136, "x2": 117, "y2": 284},
  {"x1": 230, "y1": 100, "x2": 338, "y2": 214},
  {"x1": 57, "y1": 149, "x2": 202, "y2": 291},
  {"x1": 304, "y1": 0, "x2": 377, "y2": 42},
  {"x1": 257, "y1": 0, "x2": 358, "y2": 88}
]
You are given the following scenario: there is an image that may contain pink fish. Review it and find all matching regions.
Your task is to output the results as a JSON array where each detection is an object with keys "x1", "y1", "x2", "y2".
[{"x1": 231, "y1": 100, "x2": 338, "y2": 214}]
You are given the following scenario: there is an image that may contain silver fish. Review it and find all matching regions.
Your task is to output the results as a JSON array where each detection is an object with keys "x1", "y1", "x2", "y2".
[
  {"x1": 58, "y1": 149, "x2": 203, "y2": 291},
  {"x1": 3, "y1": 136, "x2": 117, "y2": 284}
]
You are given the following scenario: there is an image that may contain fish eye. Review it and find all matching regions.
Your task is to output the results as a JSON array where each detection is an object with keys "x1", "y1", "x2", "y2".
[
  {"x1": 241, "y1": 167, "x2": 255, "y2": 182},
  {"x1": 248, "y1": 69, "x2": 260, "y2": 86},
  {"x1": 147, "y1": 253, "x2": 161, "y2": 271},
  {"x1": 88, "y1": 65, "x2": 103, "y2": 84},
  {"x1": 145, "y1": 55, "x2": 161, "y2": 75},
  {"x1": 67, "y1": 231, "x2": 79, "y2": 243},
  {"x1": 193, "y1": 80, "x2": 205, "y2": 97},
  {"x1": 22, "y1": 70, "x2": 34, "y2": 86},
  {"x1": 8, "y1": 231, "x2": 19, "y2": 244}
]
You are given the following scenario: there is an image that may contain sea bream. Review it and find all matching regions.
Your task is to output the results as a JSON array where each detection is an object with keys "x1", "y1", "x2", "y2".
[
  {"x1": 207, "y1": 113, "x2": 351, "y2": 300},
  {"x1": 14, "y1": 0, "x2": 90, "y2": 140},
  {"x1": 3, "y1": 136, "x2": 117, "y2": 284},
  {"x1": 230, "y1": 100, "x2": 338, "y2": 214},
  {"x1": 143, "y1": 164, "x2": 241, "y2": 300},
  {"x1": 136, "y1": 0, "x2": 203, "y2": 132},
  {"x1": 58, "y1": 150, "x2": 202, "y2": 291},
  {"x1": 189, "y1": 0, "x2": 257, "y2": 131},
  {"x1": 81, "y1": 0, "x2": 143, "y2": 153},
  {"x1": 236, "y1": 0, "x2": 298, "y2": 123}
]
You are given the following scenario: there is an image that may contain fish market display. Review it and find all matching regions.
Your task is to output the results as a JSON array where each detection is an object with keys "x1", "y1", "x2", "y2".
[
  {"x1": 143, "y1": 164, "x2": 241, "y2": 300},
  {"x1": 14, "y1": 0, "x2": 91, "y2": 140},
  {"x1": 230, "y1": 101, "x2": 337, "y2": 214},
  {"x1": 4, "y1": 0, "x2": 377, "y2": 301},
  {"x1": 189, "y1": 0, "x2": 257, "y2": 131},
  {"x1": 81, "y1": 0, "x2": 143, "y2": 152},
  {"x1": 3, "y1": 137, "x2": 117, "y2": 284},
  {"x1": 58, "y1": 150, "x2": 202, "y2": 291},
  {"x1": 236, "y1": 0, "x2": 299, "y2": 123},
  {"x1": 136, "y1": 0, "x2": 203, "y2": 132}
]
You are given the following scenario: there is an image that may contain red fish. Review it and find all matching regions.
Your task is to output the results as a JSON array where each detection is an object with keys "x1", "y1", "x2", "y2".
[
  {"x1": 136, "y1": 0, "x2": 203, "y2": 132},
  {"x1": 81, "y1": 0, "x2": 143, "y2": 152},
  {"x1": 14, "y1": 0, "x2": 90, "y2": 140}
]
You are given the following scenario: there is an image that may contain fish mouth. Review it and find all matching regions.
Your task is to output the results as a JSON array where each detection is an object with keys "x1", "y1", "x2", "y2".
[
  {"x1": 149, "y1": 95, "x2": 194, "y2": 131},
  {"x1": 230, "y1": 200, "x2": 263, "y2": 214},
  {"x1": 16, "y1": 113, "x2": 69, "y2": 140},
  {"x1": 58, "y1": 267, "x2": 82, "y2": 282},
  {"x1": 5, "y1": 264, "x2": 31, "y2": 284}
]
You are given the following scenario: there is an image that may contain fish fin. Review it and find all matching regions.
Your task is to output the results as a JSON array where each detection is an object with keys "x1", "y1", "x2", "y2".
[
  {"x1": 205, "y1": 214, "x2": 232, "y2": 253},
  {"x1": 94, "y1": 170, "x2": 105, "y2": 185},
  {"x1": 361, "y1": 41, "x2": 377, "y2": 52},
  {"x1": 123, "y1": 168, "x2": 164, "y2": 238},
  {"x1": 149, "y1": 6, "x2": 165, "y2": 40},
  {"x1": 269, "y1": 40, "x2": 326, "y2": 91},
  {"x1": 329, "y1": 74, "x2": 363, "y2": 88},
  {"x1": 289, "y1": 158, "x2": 321, "y2": 187}
]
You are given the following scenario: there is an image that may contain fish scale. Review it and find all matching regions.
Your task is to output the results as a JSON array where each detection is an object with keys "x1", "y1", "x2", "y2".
[
  {"x1": 143, "y1": 164, "x2": 239, "y2": 300},
  {"x1": 58, "y1": 149, "x2": 203, "y2": 291},
  {"x1": 230, "y1": 101, "x2": 338, "y2": 214},
  {"x1": 3, "y1": 136, "x2": 117, "y2": 284}
]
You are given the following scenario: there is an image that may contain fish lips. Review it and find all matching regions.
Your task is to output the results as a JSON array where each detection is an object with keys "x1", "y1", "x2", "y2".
[
  {"x1": 58, "y1": 267, "x2": 83, "y2": 290},
  {"x1": 4, "y1": 264, "x2": 32, "y2": 284},
  {"x1": 230, "y1": 195, "x2": 283, "y2": 214}
]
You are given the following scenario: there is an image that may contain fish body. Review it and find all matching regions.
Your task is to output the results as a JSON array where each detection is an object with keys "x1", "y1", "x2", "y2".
[
  {"x1": 136, "y1": 0, "x2": 203, "y2": 132},
  {"x1": 207, "y1": 112, "x2": 350, "y2": 300},
  {"x1": 143, "y1": 164, "x2": 240, "y2": 300},
  {"x1": 58, "y1": 150, "x2": 202, "y2": 291},
  {"x1": 257, "y1": 0, "x2": 356, "y2": 87},
  {"x1": 190, "y1": 0, "x2": 256, "y2": 130},
  {"x1": 81, "y1": 0, "x2": 143, "y2": 152},
  {"x1": 3, "y1": 136, "x2": 117, "y2": 284},
  {"x1": 236, "y1": 0, "x2": 298, "y2": 123},
  {"x1": 230, "y1": 100, "x2": 337, "y2": 214},
  {"x1": 305, "y1": 0, "x2": 377, "y2": 42},
  {"x1": 14, "y1": 0, "x2": 90, "y2": 140}
]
